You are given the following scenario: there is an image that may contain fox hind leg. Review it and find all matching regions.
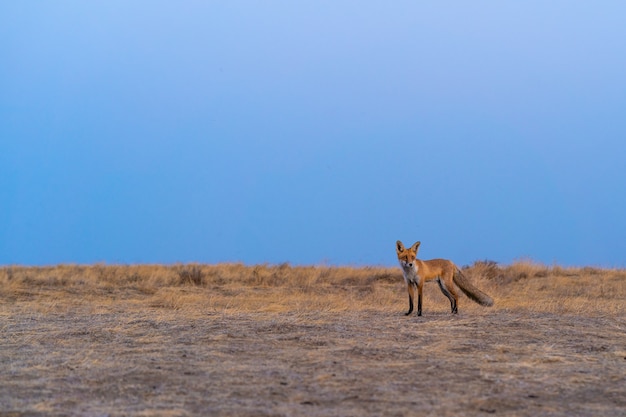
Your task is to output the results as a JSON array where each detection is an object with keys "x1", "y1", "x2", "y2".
[{"x1": 437, "y1": 278, "x2": 458, "y2": 314}]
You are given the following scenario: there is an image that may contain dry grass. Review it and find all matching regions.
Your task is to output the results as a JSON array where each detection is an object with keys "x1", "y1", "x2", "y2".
[{"x1": 1, "y1": 262, "x2": 625, "y2": 416}]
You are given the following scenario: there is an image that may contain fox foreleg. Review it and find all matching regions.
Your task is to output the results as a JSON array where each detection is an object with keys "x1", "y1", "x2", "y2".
[{"x1": 405, "y1": 283, "x2": 415, "y2": 315}]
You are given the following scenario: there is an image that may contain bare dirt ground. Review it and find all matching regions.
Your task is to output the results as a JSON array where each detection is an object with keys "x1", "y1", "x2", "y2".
[{"x1": 1, "y1": 264, "x2": 625, "y2": 416}]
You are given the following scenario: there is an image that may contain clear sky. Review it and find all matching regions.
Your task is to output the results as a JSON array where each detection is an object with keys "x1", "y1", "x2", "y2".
[{"x1": 2, "y1": 2, "x2": 625, "y2": 267}]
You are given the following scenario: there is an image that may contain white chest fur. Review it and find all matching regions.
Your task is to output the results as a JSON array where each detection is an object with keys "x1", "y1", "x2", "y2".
[{"x1": 400, "y1": 262, "x2": 421, "y2": 285}]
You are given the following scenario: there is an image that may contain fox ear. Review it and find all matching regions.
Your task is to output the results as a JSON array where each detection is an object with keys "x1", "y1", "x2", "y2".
[
  {"x1": 411, "y1": 241, "x2": 421, "y2": 253},
  {"x1": 396, "y1": 240, "x2": 405, "y2": 253}
]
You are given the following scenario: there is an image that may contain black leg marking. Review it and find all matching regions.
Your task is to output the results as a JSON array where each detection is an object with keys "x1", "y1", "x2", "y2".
[
  {"x1": 406, "y1": 294, "x2": 414, "y2": 316},
  {"x1": 437, "y1": 278, "x2": 457, "y2": 314},
  {"x1": 417, "y1": 292, "x2": 422, "y2": 316}
]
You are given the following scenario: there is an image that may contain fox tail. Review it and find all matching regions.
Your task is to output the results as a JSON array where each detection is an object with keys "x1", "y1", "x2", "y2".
[{"x1": 453, "y1": 269, "x2": 494, "y2": 307}]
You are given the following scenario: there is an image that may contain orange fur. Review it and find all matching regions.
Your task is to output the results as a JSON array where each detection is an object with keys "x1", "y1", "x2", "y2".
[{"x1": 396, "y1": 240, "x2": 493, "y2": 316}]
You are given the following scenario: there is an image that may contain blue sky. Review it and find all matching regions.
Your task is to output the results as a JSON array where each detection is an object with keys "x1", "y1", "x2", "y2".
[{"x1": 2, "y1": 2, "x2": 625, "y2": 267}]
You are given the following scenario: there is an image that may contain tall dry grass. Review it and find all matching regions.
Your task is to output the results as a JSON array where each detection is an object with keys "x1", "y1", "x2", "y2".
[
  {"x1": 0, "y1": 261, "x2": 624, "y2": 317},
  {"x1": 463, "y1": 260, "x2": 625, "y2": 315}
]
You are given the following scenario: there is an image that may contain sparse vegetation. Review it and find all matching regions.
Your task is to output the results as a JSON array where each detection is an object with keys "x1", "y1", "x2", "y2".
[{"x1": 1, "y1": 262, "x2": 624, "y2": 416}]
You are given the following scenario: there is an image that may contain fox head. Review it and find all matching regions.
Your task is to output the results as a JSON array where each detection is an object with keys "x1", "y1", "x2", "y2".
[{"x1": 396, "y1": 240, "x2": 420, "y2": 270}]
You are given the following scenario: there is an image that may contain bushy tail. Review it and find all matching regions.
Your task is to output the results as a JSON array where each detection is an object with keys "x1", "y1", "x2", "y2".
[{"x1": 453, "y1": 269, "x2": 494, "y2": 307}]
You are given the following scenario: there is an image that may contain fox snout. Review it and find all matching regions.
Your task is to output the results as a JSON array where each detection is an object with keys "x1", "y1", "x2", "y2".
[{"x1": 399, "y1": 259, "x2": 415, "y2": 269}]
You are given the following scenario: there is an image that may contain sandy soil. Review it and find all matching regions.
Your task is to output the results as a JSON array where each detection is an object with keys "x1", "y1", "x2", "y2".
[{"x1": 2, "y1": 302, "x2": 625, "y2": 416}]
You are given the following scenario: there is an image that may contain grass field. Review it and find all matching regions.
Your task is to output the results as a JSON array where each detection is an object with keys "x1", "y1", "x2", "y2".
[{"x1": 1, "y1": 262, "x2": 625, "y2": 416}]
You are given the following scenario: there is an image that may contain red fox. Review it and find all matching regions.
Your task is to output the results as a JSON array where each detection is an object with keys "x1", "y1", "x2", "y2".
[{"x1": 396, "y1": 240, "x2": 493, "y2": 316}]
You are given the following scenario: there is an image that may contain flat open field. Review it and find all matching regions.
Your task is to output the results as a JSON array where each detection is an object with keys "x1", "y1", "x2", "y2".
[{"x1": 1, "y1": 262, "x2": 625, "y2": 416}]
